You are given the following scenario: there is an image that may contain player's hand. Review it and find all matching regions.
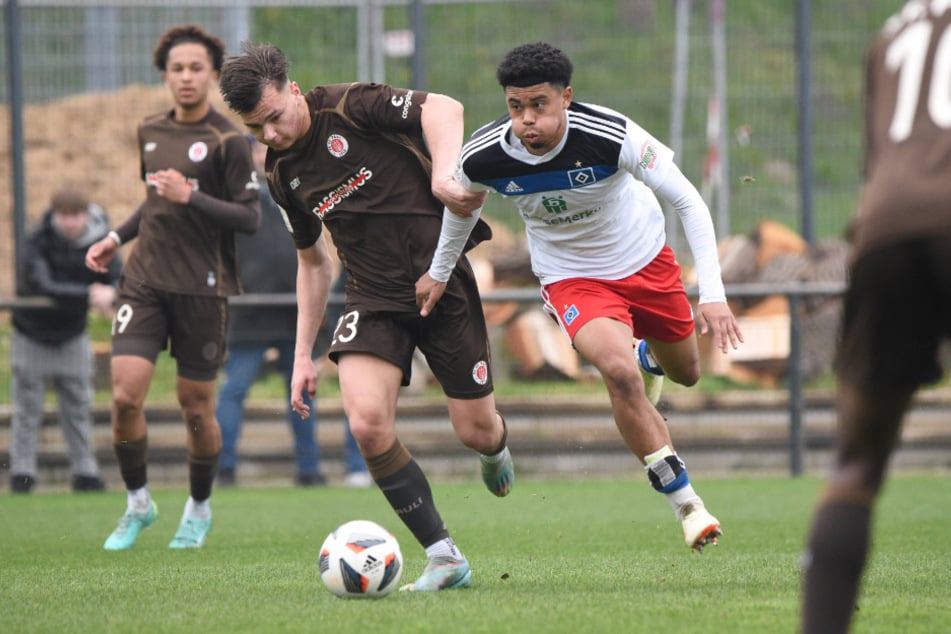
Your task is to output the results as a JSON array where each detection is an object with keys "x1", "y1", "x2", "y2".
[
  {"x1": 88, "y1": 283, "x2": 117, "y2": 315},
  {"x1": 697, "y1": 301, "x2": 744, "y2": 354},
  {"x1": 153, "y1": 168, "x2": 193, "y2": 204},
  {"x1": 85, "y1": 237, "x2": 117, "y2": 273},
  {"x1": 432, "y1": 176, "x2": 487, "y2": 217},
  {"x1": 415, "y1": 271, "x2": 447, "y2": 317},
  {"x1": 290, "y1": 355, "x2": 318, "y2": 418}
]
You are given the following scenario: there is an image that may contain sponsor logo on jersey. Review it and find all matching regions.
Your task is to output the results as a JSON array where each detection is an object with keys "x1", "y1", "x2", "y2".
[
  {"x1": 568, "y1": 167, "x2": 596, "y2": 188},
  {"x1": 472, "y1": 360, "x2": 489, "y2": 385},
  {"x1": 188, "y1": 141, "x2": 209, "y2": 162},
  {"x1": 540, "y1": 207, "x2": 601, "y2": 226},
  {"x1": 639, "y1": 140, "x2": 657, "y2": 170},
  {"x1": 563, "y1": 304, "x2": 579, "y2": 325},
  {"x1": 290, "y1": 176, "x2": 301, "y2": 190},
  {"x1": 313, "y1": 167, "x2": 373, "y2": 218},
  {"x1": 326, "y1": 134, "x2": 349, "y2": 158},
  {"x1": 504, "y1": 180, "x2": 524, "y2": 194},
  {"x1": 391, "y1": 89, "x2": 414, "y2": 119},
  {"x1": 541, "y1": 195, "x2": 568, "y2": 213},
  {"x1": 144, "y1": 142, "x2": 157, "y2": 153}
]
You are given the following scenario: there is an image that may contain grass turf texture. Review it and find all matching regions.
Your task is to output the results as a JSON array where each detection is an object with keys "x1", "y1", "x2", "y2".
[{"x1": 2, "y1": 475, "x2": 948, "y2": 633}]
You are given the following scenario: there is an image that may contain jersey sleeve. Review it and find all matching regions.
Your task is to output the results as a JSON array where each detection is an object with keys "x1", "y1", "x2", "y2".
[
  {"x1": 345, "y1": 83, "x2": 429, "y2": 134},
  {"x1": 219, "y1": 131, "x2": 262, "y2": 207},
  {"x1": 619, "y1": 117, "x2": 726, "y2": 303},
  {"x1": 618, "y1": 119, "x2": 677, "y2": 189}
]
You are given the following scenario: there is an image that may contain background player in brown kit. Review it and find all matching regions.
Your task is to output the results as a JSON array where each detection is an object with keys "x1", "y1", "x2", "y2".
[
  {"x1": 801, "y1": 3, "x2": 951, "y2": 631},
  {"x1": 86, "y1": 25, "x2": 260, "y2": 550},
  {"x1": 219, "y1": 42, "x2": 512, "y2": 591}
]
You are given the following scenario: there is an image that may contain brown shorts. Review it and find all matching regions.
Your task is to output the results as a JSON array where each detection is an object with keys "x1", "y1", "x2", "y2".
[
  {"x1": 328, "y1": 277, "x2": 493, "y2": 400},
  {"x1": 112, "y1": 280, "x2": 227, "y2": 381},
  {"x1": 836, "y1": 238, "x2": 951, "y2": 393}
]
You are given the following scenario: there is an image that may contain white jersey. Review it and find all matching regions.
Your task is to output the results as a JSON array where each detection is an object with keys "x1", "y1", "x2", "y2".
[{"x1": 457, "y1": 101, "x2": 725, "y2": 303}]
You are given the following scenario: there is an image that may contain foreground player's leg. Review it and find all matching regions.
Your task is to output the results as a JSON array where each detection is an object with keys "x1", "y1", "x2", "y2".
[
  {"x1": 364, "y1": 438, "x2": 471, "y2": 591},
  {"x1": 645, "y1": 445, "x2": 721, "y2": 552},
  {"x1": 801, "y1": 384, "x2": 908, "y2": 633},
  {"x1": 801, "y1": 500, "x2": 871, "y2": 634}
]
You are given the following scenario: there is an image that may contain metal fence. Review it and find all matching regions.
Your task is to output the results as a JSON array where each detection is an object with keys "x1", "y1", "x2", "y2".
[
  {"x1": 2, "y1": 1, "x2": 900, "y2": 285},
  {"x1": 0, "y1": 0, "x2": 898, "y2": 387}
]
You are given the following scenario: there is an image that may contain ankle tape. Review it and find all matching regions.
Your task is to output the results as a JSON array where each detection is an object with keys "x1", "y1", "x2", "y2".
[{"x1": 646, "y1": 454, "x2": 690, "y2": 493}]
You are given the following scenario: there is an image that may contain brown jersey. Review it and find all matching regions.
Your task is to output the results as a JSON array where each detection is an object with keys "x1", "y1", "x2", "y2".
[
  {"x1": 121, "y1": 107, "x2": 259, "y2": 296},
  {"x1": 266, "y1": 82, "x2": 491, "y2": 311},
  {"x1": 851, "y1": 4, "x2": 951, "y2": 258}
]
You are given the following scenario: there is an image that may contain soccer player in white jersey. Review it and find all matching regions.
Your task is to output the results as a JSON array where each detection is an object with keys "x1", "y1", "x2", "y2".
[{"x1": 416, "y1": 42, "x2": 743, "y2": 553}]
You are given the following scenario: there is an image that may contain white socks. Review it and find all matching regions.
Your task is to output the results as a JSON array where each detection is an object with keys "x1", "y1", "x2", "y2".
[
  {"x1": 127, "y1": 486, "x2": 151, "y2": 513},
  {"x1": 183, "y1": 496, "x2": 211, "y2": 521},
  {"x1": 425, "y1": 537, "x2": 463, "y2": 563},
  {"x1": 127, "y1": 489, "x2": 212, "y2": 521}
]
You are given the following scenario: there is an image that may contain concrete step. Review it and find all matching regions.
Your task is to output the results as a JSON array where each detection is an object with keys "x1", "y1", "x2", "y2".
[{"x1": 4, "y1": 389, "x2": 951, "y2": 491}]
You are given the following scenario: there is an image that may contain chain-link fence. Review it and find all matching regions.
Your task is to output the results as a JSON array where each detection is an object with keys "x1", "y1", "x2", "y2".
[
  {"x1": 2, "y1": 1, "x2": 896, "y2": 250},
  {"x1": 0, "y1": 0, "x2": 900, "y2": 394}
]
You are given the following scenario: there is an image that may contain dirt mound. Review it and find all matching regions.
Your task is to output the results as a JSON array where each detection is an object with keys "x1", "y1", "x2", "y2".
[
  {"x1": 0, "y1": 85, "x2": 520, "y2": 298},
  {"x1": 1, "y1": 85, "x2": 179, "y2": 296}
]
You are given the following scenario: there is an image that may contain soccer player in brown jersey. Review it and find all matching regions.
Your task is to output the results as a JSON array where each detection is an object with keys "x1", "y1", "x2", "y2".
[
  {"x1": 85, "y1": 25, "x2": 261, "y2": 551},
  {"x1": 219, "y1": 42, "x2": 512, "y2": 592},
  {"x1": 801, "y1": 4, "x2": 951, "y2": 632}
]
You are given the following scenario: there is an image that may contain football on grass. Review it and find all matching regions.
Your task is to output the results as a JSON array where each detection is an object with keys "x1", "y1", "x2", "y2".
[{"x1": 319, "y1": 520, "x2": 403, "y2": 598}]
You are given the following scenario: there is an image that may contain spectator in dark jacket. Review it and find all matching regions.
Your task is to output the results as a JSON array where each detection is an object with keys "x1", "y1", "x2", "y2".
[
  {"x1": 215, "y1": 137, "x2": 370, "y2": 487},
  {"x1": 10, "y1": 186, "x2": 121, "y2": 493}
]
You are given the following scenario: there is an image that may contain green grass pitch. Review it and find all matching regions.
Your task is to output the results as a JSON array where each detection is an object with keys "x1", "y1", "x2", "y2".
[{"x1": 2, "y1": 474, "x2": 949, "y2": 633}]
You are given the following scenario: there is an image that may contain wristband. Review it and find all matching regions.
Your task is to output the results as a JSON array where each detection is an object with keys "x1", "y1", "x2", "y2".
[{"x1": 107, "y1": 230, "x2": 122, "y2": 246}]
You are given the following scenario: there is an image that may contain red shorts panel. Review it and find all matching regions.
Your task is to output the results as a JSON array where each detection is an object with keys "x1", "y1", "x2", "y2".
[{"x1": 541, "y1": 245, "x2": 695, "y2": 343}]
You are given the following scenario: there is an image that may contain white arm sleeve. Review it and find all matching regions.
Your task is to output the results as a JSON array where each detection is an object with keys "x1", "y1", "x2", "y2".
[
  {"x1": 428, "y1": 206, "x2": 483, "y2": 283},
  {"x1": 654, "y1": 167, "x2": 726, "y2": 304}
]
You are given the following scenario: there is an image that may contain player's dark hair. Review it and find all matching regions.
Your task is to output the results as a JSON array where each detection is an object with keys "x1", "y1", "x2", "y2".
[
  {"x1": 219, "y1": 42, "x2": 290, "y2": 114},
  {"x1": 496, "y1": 42, "x2": 573, "y2": 89},
  {"x1": 153, "y1": 24, "x2": 226, "y2": 73}
]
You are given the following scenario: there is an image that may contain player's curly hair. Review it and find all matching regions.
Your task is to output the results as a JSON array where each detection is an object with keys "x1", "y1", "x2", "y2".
[
  {"x1": 496, "y1": 42, "x2": 573, "y2": 89},
  {"x1": 219, "y1": 42, "x2": 290, "y2": 114},
  {"x1": 153, "y1": 24, "x2": 226, "y2": 73}
]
